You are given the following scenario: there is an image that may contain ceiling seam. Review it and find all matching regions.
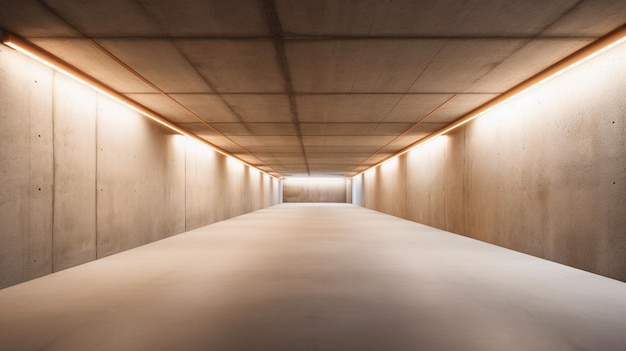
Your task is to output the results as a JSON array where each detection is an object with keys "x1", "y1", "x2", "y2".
[{"x1": 260, "y1": 0, "x2": 310, "y2": 176}]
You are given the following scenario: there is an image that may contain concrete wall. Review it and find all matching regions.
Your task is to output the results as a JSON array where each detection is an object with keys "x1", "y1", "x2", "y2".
[
  {"x1": 0, "y1": 45, "x2": 279, "y2": 289},
  {"x1": 361, "y1": 41, "x2": 626, "y2": 281},
  {"x1": 283, "y1": 178, "x2": 347, "y2": 203}
]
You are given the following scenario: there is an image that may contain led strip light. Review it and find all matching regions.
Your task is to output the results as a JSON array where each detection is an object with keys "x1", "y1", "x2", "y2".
[
  {"x1": 353, "y1": 24, "x2": 626, "y2": 178},
  {"x1": 1, "y1": 32, "x2": 279, "y2": 179}
]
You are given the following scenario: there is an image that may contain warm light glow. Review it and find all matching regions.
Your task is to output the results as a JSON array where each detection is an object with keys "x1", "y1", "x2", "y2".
[
  {"x1": 435, "y1": 35, "x2": 626, "y2": 137},
  {"x1": 381, "y1": 154, "x2": 400, "y2": 171},
  {"x1": 285, "y1": 176, "x2": 346, "y2": 182},
  {"x1": 1, "y1": 32, "x2": 277, "y2": 179},
  {"x1": 352, "y1": 27, "x2": 626, "y2": 179},
  {"x1": 4, "y1": 39, "x2": 186, "y2": 135}
]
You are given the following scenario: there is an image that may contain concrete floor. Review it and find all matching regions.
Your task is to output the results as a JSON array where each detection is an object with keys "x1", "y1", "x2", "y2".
[{"x1": 1, "y1": 204, "x2": 625, "y2": 351}]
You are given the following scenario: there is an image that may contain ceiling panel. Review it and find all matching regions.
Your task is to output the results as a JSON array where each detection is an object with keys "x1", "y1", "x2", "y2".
[
  {"x1": 300, "y1": 123, "x2": 412, "y2": 136},
  {"x1": 229, "y1": 136, "x2": 302, "y2": 147},
  {"x1": 409, "y1": 39, "x2": 527, "y2": 93},
  {"x1": 283, "y1": 163, "x2": 308, "y2": 175},
  {"x1": 297, "y1": 95, "x2": 403, "y2": 123},
  {"x1": 426, "y1": 94, "x2": 499, "y2": 124},
  {"x1": 134, "y1": 0, "x2": 270, "y2": 37},
  {"x1": 366, "y1": 153, "x2": 395, "y2": 164},
  {"x1": 124, "y1": 93, "x2": 198, "y2": 123},
  {"x1": 212, "y1": 123, "x2": 297, "y2": 136},
  {"x1": 287, "y1": 40, "x2": 445, "y2": 93},
  {"x1": 410, "y1": 123, "x2": 449, "y2": 134},
  {"x1": 304, "y1": 146, "x2": 385, "y2": 154},
  {"x1": 221, "y1": 94, "x2": 293, "y2": 122},
  {"x1": 97, "y1": 39, "x2": 212, "y2": 93},
  {"x1": 200, "y1": 135, "x2": 245, "y2": 154},
  {"x1": 177, "y1": 123, "x2": 222, "y2": 136},
  {"x1": 0, "y1": 1, "x2": 80, "y2": 37},
  {"x1": 306, "y1": 155, "x2": 368, "y2": 164},
  {"x1": 303, "y1": 136, "x2": 395, "y2": 147},
  {"x1": 276, "y1": 0, "x2": 579, "y2": 37},
  {"x1": 255, "y1": 152, "x2": 304, "y2": 167},
  {"x1": 245, "y1": 146, "x2": 304, "y2": 153},
  {"x1": 383, "y1": 94, "x2": 454, "y2": 122},
  {"x1": 541, "y1": 0, "x2": 626, "y2": 37},
  {"x1": 307, "y1": 152, "x2": 371, "y2": 159},
  {"x1": 232, "y1": 153, "x2": 265, "y2": 165},
  {"x1": 168, "y1": 94, "x2": 240, "y2": 123},
  {"x1": 273, "y1": 155, "x2": 306, "y2": 164},
  {"x1": 30, "y1": 39, "x2": 155, "y2": 93},
  {"x1": 177, "y1": 40, "x2": 285, "y2": 93},
  {"x1": 308, "y1": 164, "x2": 357, "y2": 173},
  {"x1": 467, "y1": 39, "x2": 593, "y2": 93},
  {"x1": 44, "y1": 0, "x2": 160, "y2": 37},
  {"x1": 385, "y1": 134, "x2": 431, "y2": 150}
]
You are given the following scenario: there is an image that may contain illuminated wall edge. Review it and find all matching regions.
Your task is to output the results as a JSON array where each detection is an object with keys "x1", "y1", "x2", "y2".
[
  {"x1": 352, "y1": 24, "x2": 626, "y2": 179},
  {"x1": 0, "y1": 31, "x2": 279, "y2": 180}
]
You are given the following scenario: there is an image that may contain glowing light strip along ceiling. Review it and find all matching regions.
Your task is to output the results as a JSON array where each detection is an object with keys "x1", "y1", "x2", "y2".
[
  {"x1": 1, "y1": 32, "x2": 278, "y2": 179},
  {"x1": 353, "y1": 24, "x2": 626, "y2": 178}
]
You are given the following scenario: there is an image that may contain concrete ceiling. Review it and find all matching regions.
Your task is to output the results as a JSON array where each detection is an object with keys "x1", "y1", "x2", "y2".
[{"x1": 1, "y1": 0, "x2": 625, "y2": 177}]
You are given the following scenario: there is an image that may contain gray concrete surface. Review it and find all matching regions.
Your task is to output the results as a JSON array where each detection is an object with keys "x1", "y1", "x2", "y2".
[
  {"x1": 95, "y1": 97, "x2": 186, "y2": 259},
  {"x1": 1, "y1": 204, "x2": 625, "y2": 351},
  {"x1": 362, "y1": 37, "x2": 626, "y2": 281},
  {"x1": 0, "y1": 44, "x2": 54, "y2": 287},
  {"x1": 0, "y1": 44, "x2": 279, "y2": 289},
  {"x1": 53, "y1": 74, "x2": 98, "y2": 270}
]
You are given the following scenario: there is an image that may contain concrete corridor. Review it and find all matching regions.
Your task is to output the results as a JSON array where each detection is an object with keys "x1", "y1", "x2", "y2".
[{"x1": 0, "y1": 204, "x2": 625, "y2": 351}]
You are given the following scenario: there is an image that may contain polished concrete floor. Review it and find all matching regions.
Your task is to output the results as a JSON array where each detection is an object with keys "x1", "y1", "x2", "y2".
[{"x1": 1, "y1": 204, "x2": 625, "y2": 351}]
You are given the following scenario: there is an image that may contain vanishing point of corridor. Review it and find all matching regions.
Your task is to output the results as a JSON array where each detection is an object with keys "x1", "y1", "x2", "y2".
[{"x1": 0, "y1": 204, "x2": 625, "y2": 351}]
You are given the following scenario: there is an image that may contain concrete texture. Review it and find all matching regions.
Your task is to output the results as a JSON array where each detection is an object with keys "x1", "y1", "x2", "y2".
[
  {"x1": 1, "y1": 204, "x2": 625, "y2": 350},
  {"x1": 361, "y1": 39, "x2": 626, "y2": 281},
  {"x1": 0, "y1": 46, "x2": 54, "y2": 287},
  {"x1": 95, "y1": 97, "x2": 186, "y2": 258},
  {"x1": 0, "y1": 45, "x2": 278, "y2": 289},
  {"x1": 3, "y1": 1, "x2": 625, "y2": 176},
  {"x1": 283, "y1": 178, "x2": 347, "y2": 203},
  {"x1": 53, "y1": 74, "x2": 97, "y2": 270}
]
